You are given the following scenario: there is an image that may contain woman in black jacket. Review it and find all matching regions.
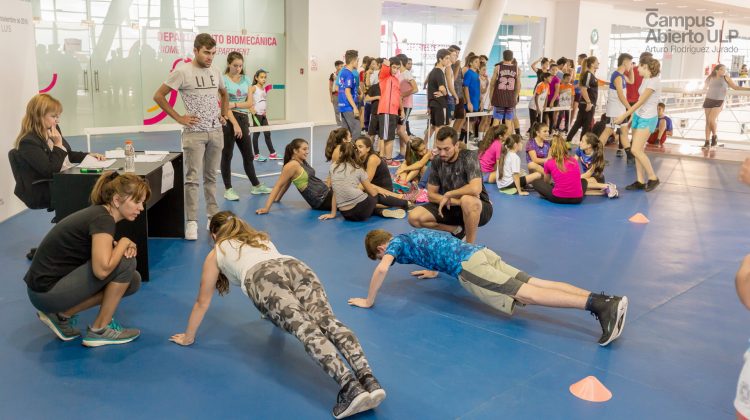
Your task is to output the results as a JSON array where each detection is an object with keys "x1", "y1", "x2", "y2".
[{"x1": 13, "y1": 94, "x2": 103, "y2": 210}]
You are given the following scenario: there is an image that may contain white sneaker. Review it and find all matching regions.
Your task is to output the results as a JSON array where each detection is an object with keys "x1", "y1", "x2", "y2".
[{"x1": 185, "y1": 221, "x2": 198, "y2": 240}]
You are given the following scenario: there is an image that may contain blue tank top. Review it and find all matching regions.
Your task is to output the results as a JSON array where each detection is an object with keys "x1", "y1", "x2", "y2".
[
  {"x1": 609, "y1": 71, "x2": 626, "y2": 90},
  {"x1": 223, "y1": 74, "x2": 251, "y2": 114}
]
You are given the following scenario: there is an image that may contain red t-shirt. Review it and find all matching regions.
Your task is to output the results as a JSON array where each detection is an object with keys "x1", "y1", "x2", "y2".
[
  {"x1": 544, "y1": 158, "x2": 583, "y2": 198},
  {"x1": 626, "y1": 67, "x2": 643, "y2": 104}
]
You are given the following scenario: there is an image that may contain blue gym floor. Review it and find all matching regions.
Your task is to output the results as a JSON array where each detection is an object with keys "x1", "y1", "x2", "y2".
[{"x1": 1, "y1": 132, "x2": 749, "y2": 419}]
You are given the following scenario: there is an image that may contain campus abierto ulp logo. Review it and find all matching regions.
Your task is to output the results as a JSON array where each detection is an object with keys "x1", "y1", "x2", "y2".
[{"x1": 644, "y1": 8, "x2": 740, "y2": 54}]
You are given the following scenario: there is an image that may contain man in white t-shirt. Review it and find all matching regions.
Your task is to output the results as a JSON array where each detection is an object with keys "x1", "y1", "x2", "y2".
[{"x1": 153, "y1": 33, "x2": 239, "y2": 240}]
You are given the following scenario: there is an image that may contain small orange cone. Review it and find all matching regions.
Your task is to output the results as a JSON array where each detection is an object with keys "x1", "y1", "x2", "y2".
[
  {"x1": 569, "y1": 376, "x2": 612, "y2": 402},
  {"x1": 628, "y1": 212, "x2": 650, "y2": 224}
]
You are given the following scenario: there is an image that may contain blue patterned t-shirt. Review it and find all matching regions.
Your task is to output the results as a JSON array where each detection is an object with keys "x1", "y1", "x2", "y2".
[{"x1": 384, "y1": 229, "x2": 484, "y2": 277}]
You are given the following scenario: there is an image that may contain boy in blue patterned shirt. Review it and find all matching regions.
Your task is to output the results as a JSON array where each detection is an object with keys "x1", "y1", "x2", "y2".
[{"x1": 351, "y1": 228, "x2": 628, "y2": 346}]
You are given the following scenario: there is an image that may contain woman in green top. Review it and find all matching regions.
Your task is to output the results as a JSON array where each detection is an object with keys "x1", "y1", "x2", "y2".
[
  {"x1": 256, "y1": 139, "x2": 333, "y2": 215},
  {"x1": 221, "y1": 51, "x2": 271, "y2": 200}
]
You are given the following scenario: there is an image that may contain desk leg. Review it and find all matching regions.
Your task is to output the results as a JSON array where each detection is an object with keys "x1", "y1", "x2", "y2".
[{"x1": 148, "y1": 155, "x2": 185, "y2": 238}]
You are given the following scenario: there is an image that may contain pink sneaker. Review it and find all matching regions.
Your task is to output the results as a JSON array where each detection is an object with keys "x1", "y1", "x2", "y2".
[
  {"x1": 387, "y1": 159, "x2": 401, "y2": 167},
  {"x1": 268, "y1": 153, "x2": 282, "y2": 160},
  {"x1": 415, "y1": 189, "x2": 429, "y2": 203}
]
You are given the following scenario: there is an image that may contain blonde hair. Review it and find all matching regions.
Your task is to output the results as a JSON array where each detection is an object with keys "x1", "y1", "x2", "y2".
[
  {"x1": 549, "y1": 134, "x2": 571, "y2": 172},
  {"x1": 15, "y1": 94, "x2": 63, "y2": 149},
  {"x1": 209, "y1": 211, "x2": 270, "y2": 295}
]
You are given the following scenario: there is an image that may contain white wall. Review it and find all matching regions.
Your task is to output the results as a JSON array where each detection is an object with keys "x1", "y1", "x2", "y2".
[
  {"x1": 285, "y1": 0, "x2": 310, "y2": 122},
  {"x1": 0, "y1": 1, "x2": 38, "y2": 222}
]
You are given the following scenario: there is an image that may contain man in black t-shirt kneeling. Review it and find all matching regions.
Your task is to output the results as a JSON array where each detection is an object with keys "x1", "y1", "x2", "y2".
[{"x1": 407, "y1": 127, "x2": 492, "y2": 244}]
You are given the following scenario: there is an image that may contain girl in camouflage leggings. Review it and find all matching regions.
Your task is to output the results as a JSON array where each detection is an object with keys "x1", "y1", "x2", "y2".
[{"x1": 170, "y1": 211, "x2": 385, "y2": 419}]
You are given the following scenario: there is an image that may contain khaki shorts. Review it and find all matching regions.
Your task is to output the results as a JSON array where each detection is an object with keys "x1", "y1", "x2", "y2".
[{"x1": 458, "y1": 249, "x2": 530, "y2": 315}]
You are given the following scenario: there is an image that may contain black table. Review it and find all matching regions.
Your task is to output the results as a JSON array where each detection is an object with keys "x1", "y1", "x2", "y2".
[{"x1": 51, "y1": 152, "x2": 184, "y2": 280}]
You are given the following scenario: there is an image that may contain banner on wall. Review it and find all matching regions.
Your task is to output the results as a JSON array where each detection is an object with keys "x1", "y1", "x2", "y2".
[
  {"x1": 140, "y1": 30, "x2": 286, "y2": 126},
  {"x1": 0, "y1": 1, "x2": 38, "y2": 223}
]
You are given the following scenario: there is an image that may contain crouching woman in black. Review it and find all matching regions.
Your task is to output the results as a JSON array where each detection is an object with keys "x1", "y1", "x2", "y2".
[{"x1": 25, "y1": 172, "x2": 150, "y2": 347}]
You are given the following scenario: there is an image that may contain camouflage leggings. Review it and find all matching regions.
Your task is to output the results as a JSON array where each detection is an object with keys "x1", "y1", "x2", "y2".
[{"x1": 245, "y1": 258, "x2": 372, "y2": 386}]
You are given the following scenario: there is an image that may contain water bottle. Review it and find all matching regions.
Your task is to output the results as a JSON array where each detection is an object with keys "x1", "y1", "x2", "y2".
[{"x1": 124, "y1": 140, "x2": 135, "y2": 173}]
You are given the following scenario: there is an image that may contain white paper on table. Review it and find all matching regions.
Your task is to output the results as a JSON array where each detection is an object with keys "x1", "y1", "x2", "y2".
[
  {"x1": 145, "y1": 150, "x2": 169, "y2": 155},
  {"x1": 134, "y1": 154, "x2": 166, "y2": 163},
  {"x1": 161, "y1": 161, "x2": 174, "y2": 194},
  {"x1": 78, "y1": 155, "x2": 116, "y2": 169},
  {"x1": 105, "y1": 149, "x2": 125, "y2": 159}
]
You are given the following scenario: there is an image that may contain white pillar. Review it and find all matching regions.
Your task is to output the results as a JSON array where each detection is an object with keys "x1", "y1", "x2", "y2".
[{"x1": 462, "y1": 0, "x2": 507, "y2": 57}]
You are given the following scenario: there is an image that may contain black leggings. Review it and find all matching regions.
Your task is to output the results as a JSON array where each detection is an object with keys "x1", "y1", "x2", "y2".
[
  {"x1": 566, "y1": 102, "x2": 595, "y2": 142},
  {"x1": 221, "y1": 112, "x2": 259, "y2": 188},
  {"x1": 531, "y1": 178, "x2": 587, "y2": 204},
  {"x1": 252, "y1": 114, "x2": 275, "y2": 155},
  {"x1": 340, "y1": 194, "x2": 408, "y2": 222}
]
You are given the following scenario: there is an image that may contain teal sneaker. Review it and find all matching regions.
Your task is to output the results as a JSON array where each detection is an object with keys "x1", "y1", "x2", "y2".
[
  {"x1": 223, "y1": 187, "x2": 240, "y2": 201},
  {"x1": 250, "y1": 184, "x2": 272, "y2": 195},
  {"x1": 254, "y1": 154, "x2": 268, "y2": 162},
  {"x1": 37, "y1": 311, "x2": 80, "y2": 341},
  {"x1": 82, "y1": 319, "x2": 140, "y2": 347}
]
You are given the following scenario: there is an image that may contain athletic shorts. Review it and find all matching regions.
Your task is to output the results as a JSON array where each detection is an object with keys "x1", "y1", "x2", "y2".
[
  {"x1": 378, "y1": 114, "x2": 398, "y2": 141},
  {"x1": 422, "y1": 198, "x2": 493, "y2": 228},
  {"x1": 367, "y1": 111, "x2": 380, "y2": 137},
  {"x1": 493, "y1": 106, "x2": 515, "y2": 121},
  {"x1": 430, "y1": 105, "x2": 448, "y2": 127},
  {"x1": 736, "y1": 349, "x2": 750, "y2": 419},
  {"x1": 703, "y1": 98, "x2": 724, "y2": 109},
  {"x1": 458, "y1": 248, "x2": 531, "y2": 315},
  {"x1": 454, "y1": 98, "x2": 467, "y2": 119},
  {"x1": 631, "y1": 113, "x2": 658, "y2": 133}
]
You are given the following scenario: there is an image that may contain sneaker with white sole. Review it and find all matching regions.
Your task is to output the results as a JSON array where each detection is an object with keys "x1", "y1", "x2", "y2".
[
  {"x1": 358, "y1": 373, "x2": 386, "y2": 412},
  {"x1": 185, "y1": 221, "x2": 198, "y2": 240},
  {"x1": 223, "y1": 188, "x2": 240, "y2": 201},
  {"x1": 37, "y1": 311, "x2": 80, "y2": 341},
  {"x1": 268, "y1": 153, "x2": 282, "y2": 160},
  {"x1": 254, "y1": 154, "x2": 268, "y2": 162},
  {"x1": 250, "y1": 184, "x2": 272, "y2": 194},
  {"x1": 82, "y1": 319, "x2": 140, "y2": 347},
  {"x1": 589, "y1": 294, "x2": 628, "y2": 346},
  {"x1": 605, "y1": 183, "x2": 619, "y2": 199},
  {"x1": 332, "y1": 380, "x2": 371, "y2": 419},
  {"x1": 380, "y1": 209, "x2": 406, "y2": 219}
]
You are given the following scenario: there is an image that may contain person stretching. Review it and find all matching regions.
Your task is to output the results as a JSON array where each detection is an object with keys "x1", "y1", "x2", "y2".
[
  {"x1": 171, "y1": 212, "x2": 385, "y2": 419},
  {"x1": 256, "y1": 139, "x2": 333, "y2": 215},
  {"x1": 351, "y1": 228, "x2": 628, "y2": 347}
]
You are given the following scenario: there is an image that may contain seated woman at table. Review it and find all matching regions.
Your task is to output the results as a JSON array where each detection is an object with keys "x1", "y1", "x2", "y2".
[
  {"x1": 14, "y1": 94, "x2": 105, "y2": 210},
  {"x1": 256, "y1": 138, "x2": 333, "y2": 215},
  {"x1": 24, "y1": 172, "x2": 149, "y2": 347}
]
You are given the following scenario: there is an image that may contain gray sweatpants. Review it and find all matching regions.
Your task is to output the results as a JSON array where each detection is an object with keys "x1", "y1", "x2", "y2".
[
  {"x1": 340, "y1": 111, "x2": 361, "y2": 136},
  {"x1": 245, "y1": 258, "x2": 372, "y2": 386},
  {"x1": 27, "y1": 257, "x2": 141, "y2": 314},
  {"x1": 182, "y1": 129, "x2": 223, "y2": 221}
]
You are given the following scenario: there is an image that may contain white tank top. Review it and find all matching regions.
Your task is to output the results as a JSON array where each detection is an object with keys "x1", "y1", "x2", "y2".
[
  {"x1": 215, "y1": 239, "x2": 288, "y2": 296},
  {"x1": 253, "y1": 86, "x2": 267, "y2": 116}
]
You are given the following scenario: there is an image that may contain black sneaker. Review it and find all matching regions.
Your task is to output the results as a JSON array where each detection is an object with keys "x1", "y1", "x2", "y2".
[
  {"x1": 333, "y1": 380, "x2": 371, "y2": 419},
  {"x1": 644, "y1": 178, "x2": 660, "y2": 192},
  {"x1": 359, "y1": 373, "x2": 387, "y2": 411},
  {"x1": 615, "y1": 149, "x2": 624, "y2": 158},
  {"x1": 711, "y1": 135, "x2": 718, "y2": 147},
  {"x1": 452, "y1": 226, "x2": 466, "y2": 240},
  {"x1": 589, "y1": 295, "x2": 628, "y2": 346},
  {"x1": 625, "y1": 181, "x2": 645, "y2": 191}
]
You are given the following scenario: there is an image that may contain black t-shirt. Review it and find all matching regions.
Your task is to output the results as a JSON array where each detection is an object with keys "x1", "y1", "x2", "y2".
[
  {"x1": 25, "y1": 205, "x2": 116, "y2": 292},
  {"x1": 580, "y1": 71, "x2": 599, "y2": 105},
  {"x1": 428, "y1": 149, "x2": 489, "y2": 202},
  {"x1": 367, "y1": 83, "x2": 381, "y2": 111},
  {"x1": 427, "y1": 67, "x2": 448, "y2": 108}
]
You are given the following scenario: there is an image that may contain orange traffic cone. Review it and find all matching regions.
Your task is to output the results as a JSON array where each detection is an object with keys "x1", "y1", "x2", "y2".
[
  {"x1": 569, "y1": 376, "x2": 612, "y2": 402},
  {"x1": 628, "y1": 212, "x2": 650, "y2": 224}
]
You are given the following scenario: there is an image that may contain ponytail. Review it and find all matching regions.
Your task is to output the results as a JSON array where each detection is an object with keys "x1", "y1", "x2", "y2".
[
  {"x1": 90, "y1": 172, "x2": 151, "y2": 206},
  {"x1": 209, "y1": 211, "x2": 271, "y2": 296},
  {"x1": 479, "y1": 124, "x2": 508, "y2": 156},
  {"x1": 325, "y1": 128, "x2": 349, "y2": 162},
  {"x1": 498, "y1": 134, "x2": 522, "y2": 177},
  {"x1": 283, "y1": 138, "x2": 308, "y2": 165}
]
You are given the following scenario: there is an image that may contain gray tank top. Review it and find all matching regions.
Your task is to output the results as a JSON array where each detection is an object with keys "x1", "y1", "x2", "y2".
[
  {"x1": 454, "y1": 65, "x2": 464, "y2": 100},
  {"x1": 706, "y1": 77, "x2": 728, "y2": 101}
]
